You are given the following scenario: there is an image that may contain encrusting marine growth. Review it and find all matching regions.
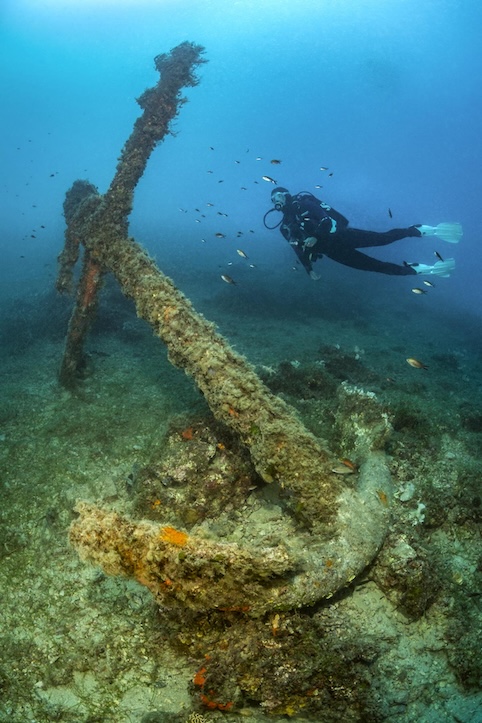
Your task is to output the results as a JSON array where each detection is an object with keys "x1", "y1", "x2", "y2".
[{"x1": 60, "y1": 42, "x2": 394, "y2": 614}]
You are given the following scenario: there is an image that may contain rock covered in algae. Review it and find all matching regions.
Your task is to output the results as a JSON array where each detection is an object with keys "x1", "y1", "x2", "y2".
[{"x1": 335, "y1": 382, "x2": 393, "y2": 457}]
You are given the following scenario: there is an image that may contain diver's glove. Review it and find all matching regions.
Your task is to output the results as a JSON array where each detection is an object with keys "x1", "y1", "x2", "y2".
[
  {"x1": 411, "y1": 258, "x2": 455, "y2": 277},
  {"x1": 304, "y1": 236, "x2": 318, "y2": 248},
  {"x1": 309, "y1": 270, "x2": 321, "y2": 281}
]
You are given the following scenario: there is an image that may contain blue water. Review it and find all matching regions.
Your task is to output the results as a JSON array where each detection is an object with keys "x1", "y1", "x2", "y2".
[{"x1": 2, "y1": 0, "x2": 482, "y2": 314}]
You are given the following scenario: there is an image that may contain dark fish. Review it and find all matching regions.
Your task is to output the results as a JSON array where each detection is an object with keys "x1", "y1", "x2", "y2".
[
  {"x1": 207, "y1": 170, "x2": 213, "y2": 174},
  {"x1": 221, "y1": 274, "x2": 236, "y2": 285},
  {"x1": 215, "y1": 232, "x2": 226, "y2": 238},
  {"x1": 206, "y1": 203, "x2": 214, "y2": 207},
  {"x1": 218, "y1": 180, "x2": 224, "y2": 183},
  {"x1": 388, "y1": 208, "x2": 393, "y2": 218},
  {"x1": 240, "y1": 186, "x2": 247, "y2": 190},
  {"x1": 270, "y1": 159, "x2": 281, "y2": 165},
  {"x1": 235, "y1": 160, "x2": 240, "y2": 164},
  {"x1": 328, "y1": 172, "x2": 333, "y2": 177},
  {"x1": 434, "y1": 251, "x2": 444, "y2": 262},
  {"x1": 262, "y1": 175, "x2": 277, "y2": 184},
  {"x1": 209, "y1": 146, "x2": 214, "y2": 150}
]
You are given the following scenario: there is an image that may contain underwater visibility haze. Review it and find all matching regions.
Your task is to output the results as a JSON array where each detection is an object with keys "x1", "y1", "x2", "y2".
[{"x1": 1, "y1": 1, "x2": 481, "y2": 721}]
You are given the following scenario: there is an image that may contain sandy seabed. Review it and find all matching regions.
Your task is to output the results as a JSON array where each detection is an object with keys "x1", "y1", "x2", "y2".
[{"x1": 1, "y1": 268, "x2": 481, "y2": 723}]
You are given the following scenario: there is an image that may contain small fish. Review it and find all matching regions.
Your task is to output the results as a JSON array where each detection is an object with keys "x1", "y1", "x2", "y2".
[
  {"x1": 406, "y1": 357, "x2": 428, "y2": 370},
  {"x1": 331, "y1": 464, "x2": 355, "y2": 475},
  {"x1": 376, "y1": 489, "x2": 389, "y2": 506},
  {"x1": 209, "y1": 146, "x2": 214, "y2": 150},
  {"x1": 217, "y1": 212, "x2": 228, "y2": 217},
  {"x1": 411, "y1": 287, "x2": 427, "y2": 295},
  {"x1": 249, "y1": 263, "x2": 257, "y2": 268},
  {"x1": 221, "y1": 274, "x2": 236, "y2": 285},
  {"x1": 206, "y1": 202, "x2": 214, "y2": 207},
  {"x1": 178, "y1": 207, "x2": 187, "y2": 213},
  {"x1": 235, "y1": 160, "x2": 240, "y2": 164},
  {"x1": 256, "y1": 156, "x2": 262, "y2": 161},
  {"x1": 215, "y1": 232, "x2": 226, "y2": 238},
  {"x1": 240, "y1": 186, "x2": 247, "y2": 190},
  {"x1": 423, "y1": 280, "x2": 435, "y2": 287},
  {"x1": 315, "y1": 184, "x2": 323, "y2": 189},
  {"x1": 319, "y1": 166, "x2": 329, "y2": 171},
  {"x1": 207, "y1": 170, "x2": 213, "y2": 174},
  {"x1": 328, "y1": 172, "x2": 334, "y2": 177},
  {"x1": 388, "y1": 208, "x2": 393, "y2": 218},
  {"x1": 218, "y1": 179, "x2": 224, "y2": 183},
  {"x1": 270, "y1": 159, "x2": 281, "y2": 165},
  {"x1": 340, "y1": 458, "x2": 358, "y2": 472},
  {"x1": 236, "y1": 249, "x2": 248, "y2": 259},
  {"x1": 262, "y1": 175, "x2": 277, "y2": 184},
  {"x1": 434, "y1": 251, "x2": 444, "y2": 262}
]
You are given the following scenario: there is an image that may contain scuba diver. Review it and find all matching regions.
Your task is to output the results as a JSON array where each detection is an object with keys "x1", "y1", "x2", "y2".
[{"x1": 264, "y1": 187, "x2": 462, "y2": 281}]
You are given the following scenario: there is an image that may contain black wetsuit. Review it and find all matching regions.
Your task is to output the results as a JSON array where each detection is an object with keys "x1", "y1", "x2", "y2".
[{"x1": 280, "y1": 192, "x2": 419, "y2": 276}]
